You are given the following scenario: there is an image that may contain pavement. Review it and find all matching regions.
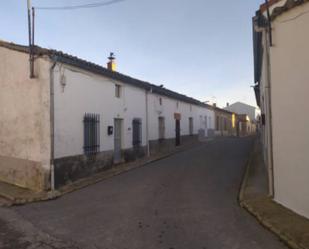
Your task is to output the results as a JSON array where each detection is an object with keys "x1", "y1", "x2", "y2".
[
  {"x1": 0, "y1": 137, "x2": 287, "y2": 249},
  {"x1": 0, "y1": 139, "x2": 207, "y2": 206},
  {"x1": 239, "y1": 139, "x2": 309, "y2": 249}
]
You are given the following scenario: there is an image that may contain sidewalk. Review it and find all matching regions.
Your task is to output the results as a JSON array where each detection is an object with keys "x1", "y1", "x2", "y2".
[
  {"x1": 0, "y1": 139, "x2": 213, "y2": 206},
  {"x1": 239, "y1": 139, "x2": 309, "y2": 249}
]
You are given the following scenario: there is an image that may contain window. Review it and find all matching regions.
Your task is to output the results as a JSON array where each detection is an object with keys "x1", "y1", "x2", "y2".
[
  {"x1": 205, "y1": 116, "x2": 208, "y2": 129},
  {"x1": 83, "y1": 113, "x2": 100, "y2": 154},
  {"x1": 176, "y1": 101, "x2": 179, "y2": 109},
  {"x1": 189, "y1": 117, "x2": 194, "y2": 135},
  {"x1": 159, "y1": 97, "x2": 162, "y2": 106},
  {"x1": 115, "y1": 84, "x2": 121, "y2": 98},
  {"x1": 132, "y1": 119, "x2": 142, "y2": 147},
  {"x1": 158, "y1": 117, "x2": 165, "y2": 140}
]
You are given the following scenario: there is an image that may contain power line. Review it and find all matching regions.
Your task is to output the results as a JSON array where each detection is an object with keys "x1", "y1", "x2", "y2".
[{"x1": 35, "y1": 0, "x2": 125, "y2": 10}]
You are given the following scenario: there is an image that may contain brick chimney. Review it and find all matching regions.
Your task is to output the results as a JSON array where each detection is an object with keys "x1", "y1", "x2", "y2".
[{"x1": 107, "y1": 52, "x2": 116, "y2": 71}]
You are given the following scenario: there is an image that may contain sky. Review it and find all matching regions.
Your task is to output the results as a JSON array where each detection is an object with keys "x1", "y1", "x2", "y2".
[{"x1": 0, "y1": 0, "x2": 262, "y2": 108}]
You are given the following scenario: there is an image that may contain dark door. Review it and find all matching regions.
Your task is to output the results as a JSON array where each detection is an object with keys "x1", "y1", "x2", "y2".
[
  {"x1": 114, "y1": 119, "x2": 122, "y2": 163},
  {"x1": 132, "y1": 119, "x2": 142, "y2": 148},
  {"x1": 175, "y1": 119, "x2": 181, "y2": 146}
]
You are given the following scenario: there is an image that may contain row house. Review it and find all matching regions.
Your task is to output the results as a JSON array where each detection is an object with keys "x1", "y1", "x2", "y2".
[
  {"x1": 0, "y1": 40, "x2": 215, "y2": 191},
  {"x1": 253, "y1": 0, "x2": 309, "y2": 218}
]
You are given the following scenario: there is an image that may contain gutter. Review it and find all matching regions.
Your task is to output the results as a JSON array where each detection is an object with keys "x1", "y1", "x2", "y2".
[{"x1": 49, "y1": 56, "x2": 58, "y2": 191}]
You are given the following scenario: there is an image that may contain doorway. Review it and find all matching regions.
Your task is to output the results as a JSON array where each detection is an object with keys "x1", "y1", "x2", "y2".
[
  {"x1": 114, "y1": 119, "x2": 123, "y2": 163},
  {"x1": 175, "y1": 119, "x2": 181, "y2": 146}
]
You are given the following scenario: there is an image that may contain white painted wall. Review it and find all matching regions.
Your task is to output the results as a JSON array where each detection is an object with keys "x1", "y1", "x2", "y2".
[
  {"x1": 270, "y1": 2, "x2": 309, "y2": 219},
  {"x1": 147, "y1": 93, "x2": 215, "y2": 140},
  {"x1": 53, "y1": 63, "x2": 215, "y2": 159},
  {"x1": 224, "y1": 102, "x2": 258, "y2": 121},
  {"x1": 259, "y1": 2, "x2": 309, "y2": 219},
  {"x1": 53, "y1": 65, "x2": 147, "y2": 158}
]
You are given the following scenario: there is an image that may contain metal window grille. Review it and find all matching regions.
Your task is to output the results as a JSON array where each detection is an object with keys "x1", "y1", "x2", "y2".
[
  {"x1": 132, "y1": 119, "x2": 142, "y2": 147},
  {"x1": 83, "y1": 113, "x2": 100, "y2": 155}
]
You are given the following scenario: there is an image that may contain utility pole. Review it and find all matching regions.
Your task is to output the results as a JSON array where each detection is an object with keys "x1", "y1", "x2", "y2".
[{"x1": 27, "y1": 0, "x2": 34, "y2": 78}]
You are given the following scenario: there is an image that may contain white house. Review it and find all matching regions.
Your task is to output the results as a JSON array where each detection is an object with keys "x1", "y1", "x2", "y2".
[
  {"x1": 0, "y1": 40, "x2": 215, "y2": 191},
  {"x1": 223, "y1": 102, "x2": 259, "y2": 121},
  {"x1": 253, "y1": 0, "x2": 309, "y2": 219}
]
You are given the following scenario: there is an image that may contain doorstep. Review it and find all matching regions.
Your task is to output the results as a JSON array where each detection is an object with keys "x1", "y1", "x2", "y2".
[{"x1": 239, "y1": 139, "x2": 309, "y2": 249}]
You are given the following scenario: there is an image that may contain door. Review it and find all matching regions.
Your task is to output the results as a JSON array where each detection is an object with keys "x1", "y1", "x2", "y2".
[
  {"x1": 189, "y1": 117, "x2": 193, "y2": 136},
  {"x1": 158, "y1": 117, "x2": 165, "y2": 140},
  {"x1": 132, "y1": 119, "x2": 142, "y2": 148},
  {"x1": 114, "y1": 119, "x2": 122, "y2": 163},
  {"x1": 175, "y1": 119, "x2": 181, "y2": 146}
]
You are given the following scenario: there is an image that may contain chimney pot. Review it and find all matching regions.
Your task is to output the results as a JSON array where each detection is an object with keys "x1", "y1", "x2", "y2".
[{"x1": 107, "y1": 52, "x2": 116, "y2": 71}]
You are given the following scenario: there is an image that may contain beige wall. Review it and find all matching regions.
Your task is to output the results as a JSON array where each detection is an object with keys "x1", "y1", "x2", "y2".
[
  {"x1": 270, "y1": 2, "x2": 309, "y2": 218},
  {"x1": 0, "y1": 47, "x2": 51, "y2": 191}
]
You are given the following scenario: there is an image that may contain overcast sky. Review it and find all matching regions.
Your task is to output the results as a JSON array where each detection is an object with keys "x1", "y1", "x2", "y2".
[{"x1": 0, "y1": 0, "x2": 262, "y2": 108}]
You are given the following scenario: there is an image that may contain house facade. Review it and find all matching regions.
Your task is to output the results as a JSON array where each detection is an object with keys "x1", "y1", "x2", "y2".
[
  {"x1": 253, "y1": 0, "x2": 309, "y2": 218},
  {"x1": 223, "y1": 102, "x2": 258, "y2": 122},
  {"x1": 223, "y1": 102, "x2": 258, "y2": 136},
  {"x1": 0, "y1": 41, "x2": 215, "y2": 191},
  {"x1": 213, "y1": 107, "x2": 236, "y2": 136}
]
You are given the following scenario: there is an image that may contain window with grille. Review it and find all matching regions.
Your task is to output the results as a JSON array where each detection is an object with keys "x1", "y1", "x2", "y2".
[
  {"x1": 132, "y1": 118, "x2": 142, "y2": 148},
  {"x1": 83, "y1": 113, "x2": 100, "y2": 154}
]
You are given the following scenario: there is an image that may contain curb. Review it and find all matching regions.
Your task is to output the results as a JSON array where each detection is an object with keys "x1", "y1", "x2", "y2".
[
  {"x1": 7, "y1": 140, "x2": 212, "y2": 206},
  {"x1": 238, "y1": 139, "x2": 307, "y2": 249},
  {"x1": 57, "y1": 141, "x2": 210, "y2": 196},
  {"x1": 238, "y1": 137, "x2": 256, "y2": 205},
  {"x1": 242, "y1": 201, "x2": 306, "y2": 249}
]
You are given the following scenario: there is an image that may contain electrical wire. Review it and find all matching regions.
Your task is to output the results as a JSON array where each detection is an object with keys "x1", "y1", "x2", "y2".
[{"x1": 35, "y1": 0, "x2": 125, "y2": 10}]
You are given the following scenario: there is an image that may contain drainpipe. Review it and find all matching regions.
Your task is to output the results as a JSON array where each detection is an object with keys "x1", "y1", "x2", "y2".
[
  {"x1": 145, "y1": 87, "x2": 152, "y2": 157},
  {"x1": 264, "y1": 20, "x2": 275, "y2": 198},
  {"x1": 49, "y1": 56, "x2": 57, "y2": 191}
]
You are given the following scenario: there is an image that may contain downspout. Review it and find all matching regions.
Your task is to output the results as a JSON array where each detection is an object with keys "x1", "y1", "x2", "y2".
[
  {"x1": 49, "y1": 56, "x2": 57, "y2": 191},
  {"x1": 145, "y1": 87, "x2": 152, "y2": 157},
  {"x1": 264, "y1": 15, "x2": 275, "y2": 198}
]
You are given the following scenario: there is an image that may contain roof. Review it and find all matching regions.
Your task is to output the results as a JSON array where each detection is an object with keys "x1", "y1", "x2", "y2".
[
  {"x1": 0, "y1": 40, "x2": 217, "y2": 110},
  {"x1": 260, "y1": 0, "x2": 309, "y2": 20}
]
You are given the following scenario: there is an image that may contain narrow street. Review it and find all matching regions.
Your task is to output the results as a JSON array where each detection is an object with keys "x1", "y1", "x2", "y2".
[{"x1": 12, "y1": 137, "x2": 286, "y2": 249}]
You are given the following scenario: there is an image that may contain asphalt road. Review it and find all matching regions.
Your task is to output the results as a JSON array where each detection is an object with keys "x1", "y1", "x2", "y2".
[{"x1": 14, "y1": 137, "x2": 287, "y2": 249}]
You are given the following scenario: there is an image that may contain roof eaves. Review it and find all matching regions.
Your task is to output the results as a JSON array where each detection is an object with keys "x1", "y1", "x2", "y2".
[{"x1": 0, "y1": 40, "x2": 212, "y2": 109}]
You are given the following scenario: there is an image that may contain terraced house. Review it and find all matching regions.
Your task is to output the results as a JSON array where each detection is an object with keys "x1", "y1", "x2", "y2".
[
  {"x1": 253, "y1": 0, "x2": 309, "y2": 219},
  {"x1": 0, "y1": 40, "x2": 217, "y2": 191}
]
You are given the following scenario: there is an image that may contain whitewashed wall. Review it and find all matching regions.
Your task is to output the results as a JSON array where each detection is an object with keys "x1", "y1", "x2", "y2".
[
  {"x1": 259, "y1": 2, "x2": 309, "y2": 219},
  {"x1": 53, "y1": 63, "x2": 215, "y2": 159},
  {"x1": 270, "y1": 2, "x2": 309, "y2": 219},
  {"x1": 53, "y1": 65, "x2": 147, "y2": 158},
  {"x1": 147, "y1": 93, "x2": 215, "y2": 140}
]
